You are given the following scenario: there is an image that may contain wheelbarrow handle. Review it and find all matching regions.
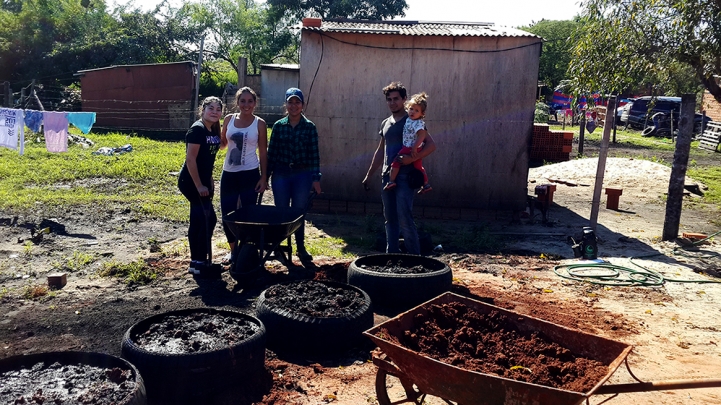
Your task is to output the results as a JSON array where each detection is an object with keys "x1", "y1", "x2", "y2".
[{"x1": 593, "y1": 378, "x2": 721, "y2": 395}]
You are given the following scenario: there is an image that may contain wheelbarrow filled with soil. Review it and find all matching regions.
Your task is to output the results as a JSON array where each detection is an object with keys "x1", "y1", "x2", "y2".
[
  {"x1": 365, "y1": 292, "x2": 721, "y2": 405},
  {"x1": 222, "y1": 204, "x2": 306, "y2": 285}
]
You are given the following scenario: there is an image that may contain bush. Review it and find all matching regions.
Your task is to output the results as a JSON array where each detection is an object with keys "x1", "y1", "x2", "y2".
[{"x1": 534, "y1": 102, "x2": 550, "y2": 123}]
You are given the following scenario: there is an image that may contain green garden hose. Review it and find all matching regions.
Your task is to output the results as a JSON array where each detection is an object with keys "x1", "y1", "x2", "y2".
[{"x1": 554, "y1": 230, "x2": 721, "y2": 287}]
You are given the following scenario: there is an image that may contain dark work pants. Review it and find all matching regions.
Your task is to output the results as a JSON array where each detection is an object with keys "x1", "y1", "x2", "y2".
[
  {"x1": 220, "y1": 168, "x2": 261, "y2": 243},
  {"x1": 178, "y1": 176, "x2": 216, "y2": 262}
]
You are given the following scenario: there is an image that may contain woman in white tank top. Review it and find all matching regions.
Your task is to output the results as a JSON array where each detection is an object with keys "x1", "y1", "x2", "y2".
[{"x1": 219, "y1": 87, "x2": 268, "y2": 264}]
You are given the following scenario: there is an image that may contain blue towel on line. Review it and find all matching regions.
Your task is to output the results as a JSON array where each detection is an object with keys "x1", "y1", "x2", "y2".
[
  {"x1": 24, "y1": 110, "x2": 43, "y2": 133},
  {"x1": 67, "y1": 112, "x2": 96, "y2": 134}
]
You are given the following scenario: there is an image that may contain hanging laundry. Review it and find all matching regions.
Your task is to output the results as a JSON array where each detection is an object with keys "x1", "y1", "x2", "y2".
[
  {"x1": 43, "y1": 111, "x2": 69, "y2": 153},
  {"x1": 67, "y1": 112, "x2": 96, "y2": 134},
  {"x1": 24, "y1": 110, "x2": 43, "y2": 133},
  {"x1": 0, "y1": 108, "x2": 25, "y2": 155}
]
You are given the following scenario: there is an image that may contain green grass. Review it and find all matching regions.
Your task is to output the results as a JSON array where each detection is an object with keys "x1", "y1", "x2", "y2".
[
  {"x1": 52, "y1": 251, "x2": 96, "y2": 272},
  {"x1": 0, "y1": 131, "x2": 228, "y2": 221},
  {"x1": 98, "y1": 259, "x2": 161, "y2": 285},
  {"x1": 688, "y1": 166, "x2": 721, "y2": 204}
]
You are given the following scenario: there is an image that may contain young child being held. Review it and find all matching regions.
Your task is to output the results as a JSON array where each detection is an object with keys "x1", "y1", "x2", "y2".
[{"x1": 384, "y1": 92, "x2": 432, "y2": 194}]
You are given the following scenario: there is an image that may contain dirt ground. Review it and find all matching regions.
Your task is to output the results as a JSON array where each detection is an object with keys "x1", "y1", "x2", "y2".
[{"x1": 1, "y1": 140, "x2": 721, "y2": 404}]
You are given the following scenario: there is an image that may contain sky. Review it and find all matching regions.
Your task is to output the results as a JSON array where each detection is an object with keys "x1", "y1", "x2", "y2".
[{"x1": 113, "y1": 0, "x2": 583, "y2": 27}]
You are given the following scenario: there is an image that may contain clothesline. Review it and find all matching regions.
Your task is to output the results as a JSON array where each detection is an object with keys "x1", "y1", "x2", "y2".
[{"x1": 0, "y1": 108, "x2": 97, "y2": 155}]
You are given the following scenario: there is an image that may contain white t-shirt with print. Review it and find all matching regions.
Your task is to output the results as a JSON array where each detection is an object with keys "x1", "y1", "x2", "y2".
[{"x1": 402, "y1": 118, "x2": 424, "y2": 148}]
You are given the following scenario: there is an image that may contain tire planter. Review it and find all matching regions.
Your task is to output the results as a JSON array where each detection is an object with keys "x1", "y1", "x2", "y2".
[
  {"x1": 0, "y1": 351, "x2": 146, "y2": 405},
  {"x1": 348, "y1": 253, "x2": 452, "y2": 311},
  {"x1": 256, "y1": 280, "x2": 373, "y2": 355},
  {"x1": 121, "y1": 308, "x2": 266, "y2": 402}
]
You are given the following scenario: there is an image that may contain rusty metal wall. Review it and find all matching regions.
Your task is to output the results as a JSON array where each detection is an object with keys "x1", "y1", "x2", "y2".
[
  {"x1": 299, "y1": 31, "x2": 541, "y2": 211},
  {"x1": 80, "y1": 62, "x2": 195, "y2": 132}
]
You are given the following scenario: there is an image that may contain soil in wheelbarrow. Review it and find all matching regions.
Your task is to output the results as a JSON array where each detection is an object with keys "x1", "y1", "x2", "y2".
[
  {"x1": 360, "y1": 258, "x2": 436, "y2": 274},
  {"x1": 135, "y1": 312, "x2": 260, "y2": 354},
  {"x1": 380, "y1": 301, "x2": 609, "y2": 392},
  {"x1": 1, "y1": 362, "x2": 136, "y2": 404},
  {"x1": 263, "y1": 280, "x2": 366, "y2": 317}
]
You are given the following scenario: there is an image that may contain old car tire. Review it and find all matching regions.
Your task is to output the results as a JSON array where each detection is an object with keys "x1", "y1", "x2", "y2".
[
  {"x1": 0, "y1": 351, "x2": 147, "y2": 405},
  {"x1": 121, "y1": 308, "x2": 265, "y2": 402},
  {"x1": 348, "y1": 253, "x2": 452, "y2": 311},
  {"x1": 641, "y1": 126, "x2": 656, "y2": 137},
  {"x1": 255, "y1": 280, "x2": 373, "y2": 355}
]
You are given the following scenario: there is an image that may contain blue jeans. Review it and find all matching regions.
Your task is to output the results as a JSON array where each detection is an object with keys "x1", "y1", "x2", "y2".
[
  {"x1": 382, "y1": 172, "x2": 420, "y2": 255},
  {"x1": 271, "y1": 168, "x2": 314, "y2": 250}
]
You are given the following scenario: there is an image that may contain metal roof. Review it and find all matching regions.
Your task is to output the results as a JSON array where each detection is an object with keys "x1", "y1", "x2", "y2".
[
  {"x1": 301, "y1": 20, "x2": 539, "y2": 38},
  {"x1": 260, "y1": 63, "x2": 300, "y2": 71},
  {"x1": 76, "y1": 61, "x2": 195, "y2": 74}
]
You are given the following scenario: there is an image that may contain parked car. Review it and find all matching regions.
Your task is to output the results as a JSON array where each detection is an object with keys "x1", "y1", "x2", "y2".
[
  {"x1": 617, "y1": 102, "x2": 632, "y2": 127},
  {"x1": 625, "y1": 96, "x2": 710, "y2": 135}
]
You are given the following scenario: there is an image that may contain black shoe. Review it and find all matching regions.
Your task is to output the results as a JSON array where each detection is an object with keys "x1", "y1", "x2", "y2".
[
  {"x1": 193, "y1": 262, "x2": 224, "y2": 279},
  {"x1": 297, "y1": 250, "x2": 313, "y2": 262}
]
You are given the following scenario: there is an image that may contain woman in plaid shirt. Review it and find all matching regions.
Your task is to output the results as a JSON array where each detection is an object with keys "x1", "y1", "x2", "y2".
[{"x1": 267, "y1": 88, "x2": 321, "y2": 263}]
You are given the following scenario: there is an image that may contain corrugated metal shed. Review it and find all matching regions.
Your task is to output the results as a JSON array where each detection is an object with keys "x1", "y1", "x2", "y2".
[
  {"x1": 303, "y1": 19, "x2": 539, "y2": 38},
  {"x1": 77, "y1": 61, "x2": 196, "y2": 134},
  {"x1": 298, "y1": 18, "x2": 542, "y2": 212}
]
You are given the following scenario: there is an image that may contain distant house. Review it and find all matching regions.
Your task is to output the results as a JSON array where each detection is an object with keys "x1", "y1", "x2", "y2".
[
  {"x1": 299, "y1": 19, "x2": 542, "y2": 212},
  {"x1": 76, "y1": 61, "x2": 196, "y2": 134}
]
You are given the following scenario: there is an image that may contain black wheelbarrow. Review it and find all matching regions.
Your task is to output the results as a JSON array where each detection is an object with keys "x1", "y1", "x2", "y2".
[
  {"x1": 222, "y1": 193, "x2": 315, "y2": 286},
  {"x1": 365, "y1": 292, "x2": 721, "y2": 405}
]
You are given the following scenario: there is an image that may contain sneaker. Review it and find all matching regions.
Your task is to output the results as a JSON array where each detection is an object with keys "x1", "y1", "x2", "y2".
[
  {"x1": 383, "y1": 181, "x2": 397, "y2": 191},
  {"x1": 193, "y1": 262, "x2": 224, "y2": 279},
  {"x1": 297, "y1": 250, "x2": 313, "y2": 262},
  {"x1": 418, "y1": 184, "x2": 432, "y2": 194},
  {"x1": 221, "y1": 252, "x2": 233, "y2": 266},
  {"x1": 188, "y1": 261, "x2": 204, "y2": 275}
]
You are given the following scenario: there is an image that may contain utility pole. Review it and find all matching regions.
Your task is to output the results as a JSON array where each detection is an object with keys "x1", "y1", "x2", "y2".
[
  {"x1": 589, "y1": 96, "x2": 617, "y2": 231},
  {"x1": 662, "y1": 94, "x2": 695, "y2": 241}
]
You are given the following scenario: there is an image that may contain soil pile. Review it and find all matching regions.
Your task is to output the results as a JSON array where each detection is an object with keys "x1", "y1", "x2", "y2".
[
  {"x1": 384, "y1": 302, "x2": 609, "y2": 392},
  {"x1": 135, "y1": 312, "x2": 260, "y2": 354},
  {"x1": 360, "y1": 258, "x2": 436, "y2": 274},
  {"x1": 1, "y1": 362, "x2": 136, "y2": 404},
  {"x1": 262, "y1": 280, "x2": 366, "y2": 317}
]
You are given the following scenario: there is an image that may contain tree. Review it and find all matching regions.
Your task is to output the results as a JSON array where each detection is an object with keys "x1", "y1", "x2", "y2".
[
  {"x1": 520, "y1": 19, "x2": 579, "y2": 99},
  {"x1": 267, "y1": 0, "x2": 407, "y2": 20},
  {"x1": 180, "y1": 0, "x2": 297, "y2": 75},
  {"x1": 0, "y1": 0, "x2": 198, "y2": 84},
  {"x1": 568, "y1": 0, "x2": 721, "y2": 101}
]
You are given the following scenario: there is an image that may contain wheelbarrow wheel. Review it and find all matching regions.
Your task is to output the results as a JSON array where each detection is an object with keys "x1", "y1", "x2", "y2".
[
  {"x1": 375, "y1": 367, "x2": 431, "y2": 405},
  {"x1": 230, "y1": 244, "x2": 263, "y2": 287}
]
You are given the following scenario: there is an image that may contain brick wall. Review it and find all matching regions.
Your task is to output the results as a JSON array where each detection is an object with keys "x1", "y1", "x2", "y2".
[{"x1": 702, "y1": 91, "x2": 721, "y2": 122}]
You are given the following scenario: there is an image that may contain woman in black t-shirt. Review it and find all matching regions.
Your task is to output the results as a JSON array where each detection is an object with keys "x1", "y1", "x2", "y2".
[{"x1": 178, "y1": 96, "x2": 223, "y2": 277}]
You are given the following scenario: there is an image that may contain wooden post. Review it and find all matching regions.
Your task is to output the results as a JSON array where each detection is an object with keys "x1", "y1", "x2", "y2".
[
  {"x1": 589, "y1": 96, "x2": 617, "y2": 231},
  {"x1": 2, "y1": 81, "x2": 10, "y2": 107},
  {"x1": 578, "y1": 109, "x2": 586, "y2": 156},
  {"x1": 612, "y1": 100, "x2": 618, "y2": 143},
  {"x1": 237, "y1": 57, "x2": 247, "y2": 87},
  {"x1": 20, "y1": 86, "x2": 26, "y2": 108},
  {"x1": 192, "y1": 37, "x2": 204, "y2": 121},
  {"x1": 662, "y1": 94, "x2": 695, "y2": 241}
]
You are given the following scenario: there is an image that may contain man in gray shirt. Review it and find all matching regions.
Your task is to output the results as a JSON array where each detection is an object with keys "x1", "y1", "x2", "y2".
[{"x1": 362, "y1": 82, "x2": 436, "y2": 254}]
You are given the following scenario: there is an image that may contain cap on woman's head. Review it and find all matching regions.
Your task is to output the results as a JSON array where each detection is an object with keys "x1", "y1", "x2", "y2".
[{"x1": 285, "y1": 87, "x2": 304, "y2": 103}]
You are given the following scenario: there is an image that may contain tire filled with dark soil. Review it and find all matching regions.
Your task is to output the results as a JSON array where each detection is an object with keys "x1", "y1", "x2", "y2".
[
  {"x1": 378, "y1": 301, "x2": 610, "y2": 393},
  {"x1": 0, "y1": 351, "x2": 146, "y2": 405},
  {"x1": 348, "y1": 253, "x2": 452, "y2": 311},
  {"x1": 255, "y1": 280, "x2": 373, "y2": 355},
  {"x1": 120, "y1": 308, "x2": 265, "y2": 403}
]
